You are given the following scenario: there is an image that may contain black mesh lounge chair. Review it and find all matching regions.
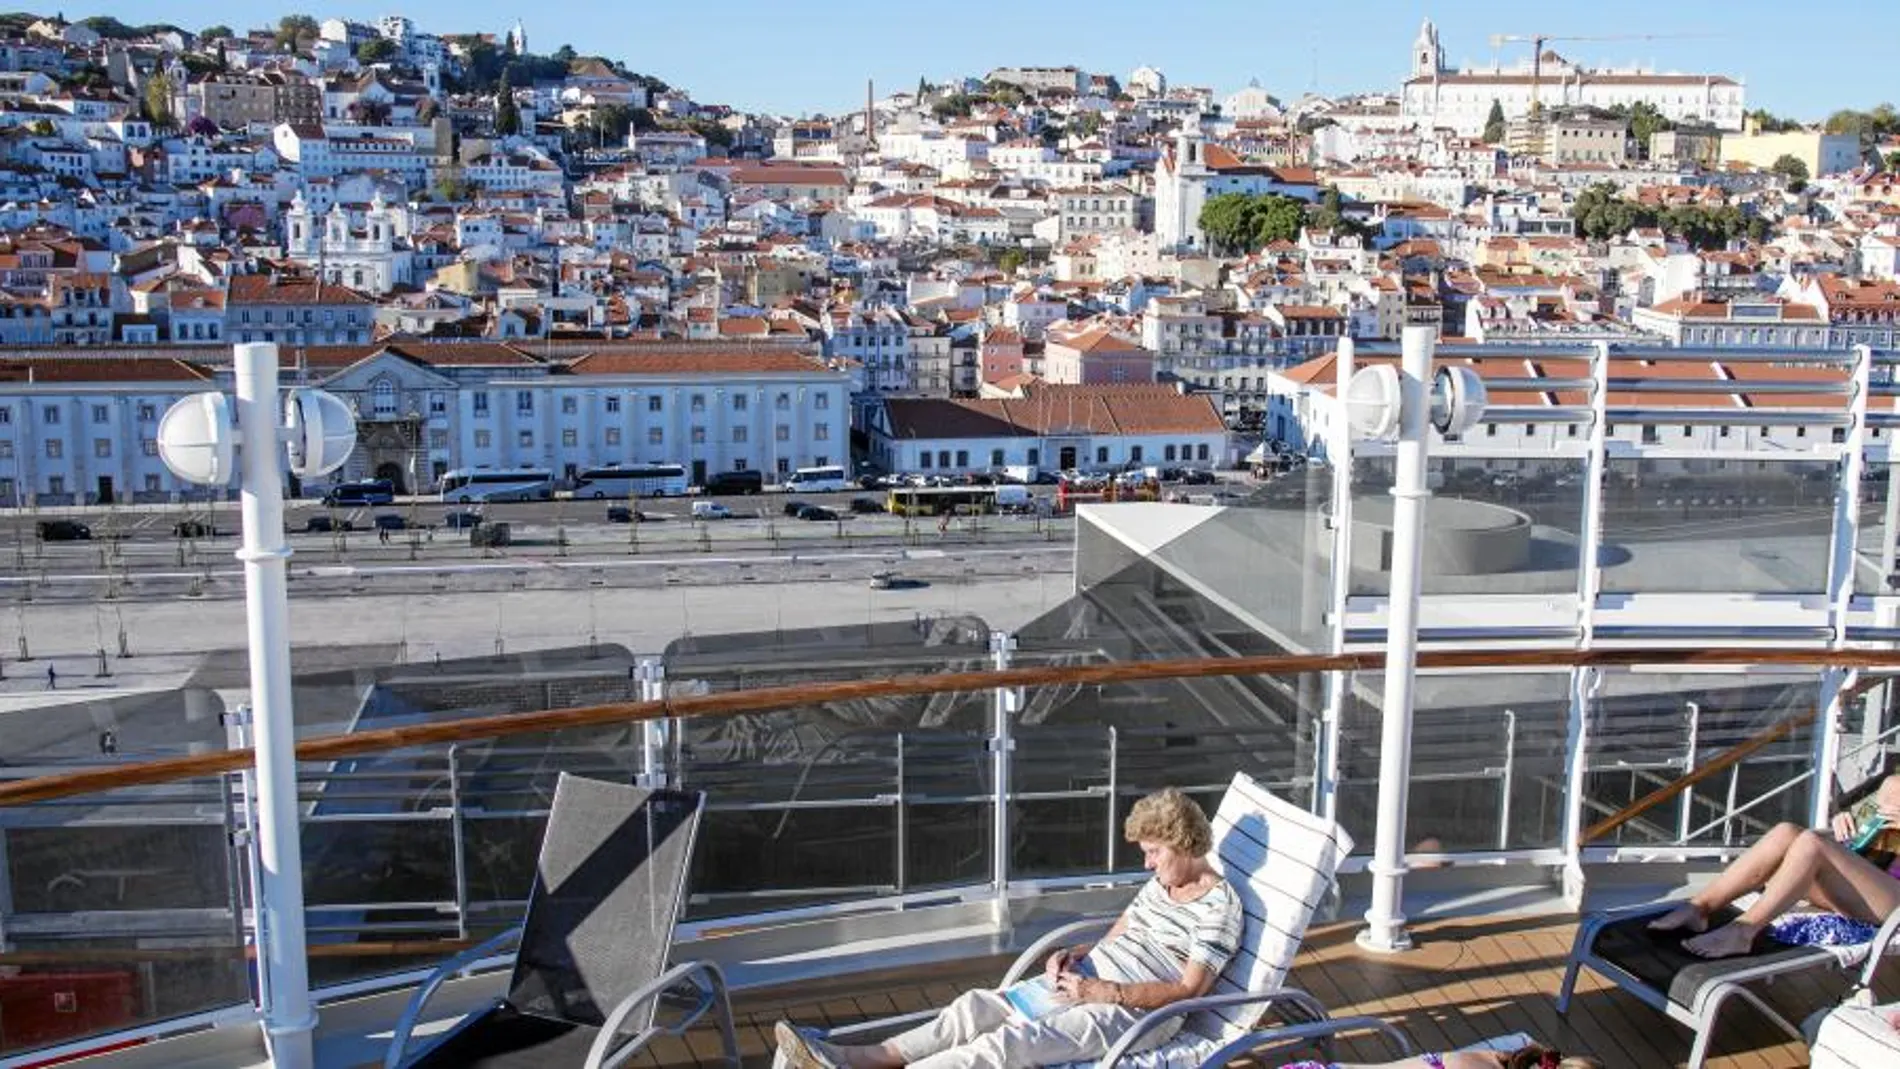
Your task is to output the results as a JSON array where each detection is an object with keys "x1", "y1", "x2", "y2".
[
  {"x1": 385, "y1": 774, "x2": 734, "y2": 1069},
  {"x1": 1558, "y1": 901, "x2": 1900, "y2": 1069}
]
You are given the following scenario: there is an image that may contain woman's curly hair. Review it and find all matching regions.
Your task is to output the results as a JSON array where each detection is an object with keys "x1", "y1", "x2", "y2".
[{"x1": 1123, "y1": 787, "x2": 1213, "y2": 856}]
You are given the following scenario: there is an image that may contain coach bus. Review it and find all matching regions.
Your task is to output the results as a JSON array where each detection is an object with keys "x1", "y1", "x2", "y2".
[
  {"x1": 437, "y1": 468, "x2": 557, "y2": 503},
  {"x1": 574, "y1": 464, "x2": 690, "y2": 498}
]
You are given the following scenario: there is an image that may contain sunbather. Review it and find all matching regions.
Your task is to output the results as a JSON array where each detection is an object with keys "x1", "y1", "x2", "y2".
[
  {"x1": 1280, "y1": 1043, "x2": 1602, "y2": 1069},
  {"x1": 1648, "y1": 772, "x2": 1900, "y2": 959},
  {"x1": 775, "y1": 787, "x2": 1242, "y2": 1069}
]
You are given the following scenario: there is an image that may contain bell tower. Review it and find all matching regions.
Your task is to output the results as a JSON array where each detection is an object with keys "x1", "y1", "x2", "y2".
[{"x1": 1410, "y1": 17, "x2": 1443, "y2": 79}]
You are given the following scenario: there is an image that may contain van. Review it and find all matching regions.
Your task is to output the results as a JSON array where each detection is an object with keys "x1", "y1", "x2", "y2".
[
  {"x1": 323, "y1": 479, "x2": 395, "y2": 507},
  {"x1": 704, "y1": 469, "x2": 764, "y2": 496},
  {"x1": 778, "y1": 465, "x2": 849, "y2": 493},
  {"x1": 993, "y1": 485, "x2": 1034, "y2": 513},
  {"x1": 691, "y1": 500, "x2": 732, "y2": 520}
]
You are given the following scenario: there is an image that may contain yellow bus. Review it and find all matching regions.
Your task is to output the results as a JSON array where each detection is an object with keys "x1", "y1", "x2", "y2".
[{"x1": 886, "y1": 486, "x2": 998, "y2": 516}]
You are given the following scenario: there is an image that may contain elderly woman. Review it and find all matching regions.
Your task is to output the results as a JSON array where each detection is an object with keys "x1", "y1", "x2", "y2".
[
  {"x1": 1650, "y1": 772, "x2": 1900, "y2": 958},
  {"x1": 776, "y1": 787, "x2": 1242, "y2": 1069}
]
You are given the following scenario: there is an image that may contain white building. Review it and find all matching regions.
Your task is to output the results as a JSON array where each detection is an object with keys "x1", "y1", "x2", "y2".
[
  {"x1": 1398, "y1": 18, "x2": 1745, "y2": 137},
  {"x1": 1153, "y1": 132, "x2": 1320, "y2": 249},
  {"x1": 0, "y1": 357, "x2": 216, "y2": 505},
  {"x1": 283, "y1": 191, "x2": 415, "y2": 296},
  {"x1": 868, "y1": 384, "x2": 1227, "y2": 475}
]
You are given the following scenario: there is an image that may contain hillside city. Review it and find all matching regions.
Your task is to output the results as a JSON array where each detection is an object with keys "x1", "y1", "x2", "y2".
[{"x1": 1, "y1": 11, "x2": 1898, "y2": 504}]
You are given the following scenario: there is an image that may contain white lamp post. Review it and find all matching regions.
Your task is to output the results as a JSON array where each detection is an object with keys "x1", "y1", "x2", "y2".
[
  {"x1": 156, "y1": 343, "x2": 356, "y2": 1067},
  {"x1": 1342, "y1": 326, "x2": 1486, "y2": 953}
]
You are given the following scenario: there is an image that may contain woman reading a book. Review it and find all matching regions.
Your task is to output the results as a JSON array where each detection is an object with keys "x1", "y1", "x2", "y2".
[
  {"x1": 776, "y1": 787, "x2": 1242, "y2": 1069},
  {"x1": 1649, "y1": 771, "x2": 1900, "y2": 958}
]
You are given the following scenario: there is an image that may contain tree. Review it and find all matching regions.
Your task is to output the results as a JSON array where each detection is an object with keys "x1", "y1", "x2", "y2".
[
  {"x1": 495, "y1": 79, "x2": 521, "y2": 136},
  {"x1": 1625, "y1": 100, "x2": 1673, "y2": 148},
  {"x1": 275, "y1": 14, "x2": 318, "y2": 52},
  {"x1": 1770, "y1": 153, "x2": 1810, "y2": 191},
  {"x1": 142, "y1": 72, "x2": 173, "y2": 128},
  {"x1": 1482, "y1": 100, "x2": 1506, "y2": 144},
  {"x1": 996, "y1": 248, "x2": 1026, "y2": 275},
  {"x1": 186, "y1": 114, "x2": 218, "y2": 137},
  {"x1": 552, "y1": 44, "x2": 577, "y2": 65},
  {"x1": 347, "y1": 98, "x2": 392, "y2": 125},
  {"x1": 1198, "y1": 192, "x2": 1307, "y2": 254},
  {"x1": 916, "y1": 75, "x2": 929, "y2": 100},
  {"x1": 357, "y1": 37, "x2": 399, "y2": 64},
  {"x1": 198, "y1": 24, "x2": 232, "y2": 40},
  {"x1": 26, "y1": 118, "x2": 52, "y2": 136},
  {"x1": 1745, "y1": 108, "x2": 1802, "y2": 134}
]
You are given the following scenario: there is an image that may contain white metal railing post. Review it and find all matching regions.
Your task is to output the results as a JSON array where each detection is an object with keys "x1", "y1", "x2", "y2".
[
  {"x1": 1560, "y1": 666, "x2": 1602, "y2": 908},
  {"x1": 1498, "y1": 709, "x2": 1517, "y2": 851},
  {"x1": 1358, "y1": 327, "x2": 1432, "y2": 954},
  {"x1": 1678, "y1": 701, "x2": 1701, "y2": 844},
  {"x1": 637, "y1": 657, "x2": 667, "y2": 789},
  {"x1": 1812, "y1": 345, "x2": 1873, "y2": 826},
  {"x1": 1813, "y1": 668, "x2": 1854, "y2": 828},
  {"x1": 989, "y1": 629, "x2": 1019, "y2": 932},
  {"x1": 231, "y1": 344, "x2": 316, "y2": 1068},
  {"x1": 446, "y1": 745, "x2": 469, "y2": 940},
  {"x1": 1576, "y1": 342, "x2": 1611, "y2": 651},
  {"x1": 1317, "y1": 337, "x2": 1356, "y2": 826}
]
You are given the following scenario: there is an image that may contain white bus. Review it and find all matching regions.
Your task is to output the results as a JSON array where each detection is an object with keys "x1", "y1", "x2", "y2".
[
  {"x1": 776, "y1": 465, "x2": 850, "y2": 493},
  {"x1": 438, "y1": 468, "x2": 556, "y2": 503},
  {"x1": 575, "y1": 464, "x2": 689, "y2": 498}
]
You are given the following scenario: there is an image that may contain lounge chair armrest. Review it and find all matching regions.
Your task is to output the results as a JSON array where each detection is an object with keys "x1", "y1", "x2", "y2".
[
  {"x1": 1095, "y1": 987, "x2": 1329, "y2": 1069},
  {"x1": 1209, "y1": 1015, "x2": 1417, "y2": 1066},
  {"x1": 585, "y1": 959, "x2": 739, "y2": 1069},
  {"x1": 1850, "y1": 902, "x2": 1900, "y2": 1005},
  {"x1": 999, "y1": 916, "x2": 1119, "y2": 986},
  {"x1": 384, "y1": 927, "x2": 523, "y2": 1069}
]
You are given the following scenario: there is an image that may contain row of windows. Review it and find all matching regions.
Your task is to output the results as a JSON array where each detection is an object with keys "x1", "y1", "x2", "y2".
[
  {"x1": 236, "y1": 308, "x2": 368, "y2": 325},
  {"x1": 1, "y1": 403, "x2": 163, "y2": 425},
  {"x1": 472, "y1": 391, "x2": 830, "y2": 416},
  {"x1": 916, "y1": 442, "x2": 1214, "y2": 469},
  {"x1": 6, "y1": 437, "x2": 162, "y2": 459},
  {"x1": 470, "y1": 424, "x2": 831, "y2": 449}
]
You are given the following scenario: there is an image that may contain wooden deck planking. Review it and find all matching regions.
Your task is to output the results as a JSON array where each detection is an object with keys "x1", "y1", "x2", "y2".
[{"x1": 679, "y1": 913, "x2": 1893, "y2": 1069}]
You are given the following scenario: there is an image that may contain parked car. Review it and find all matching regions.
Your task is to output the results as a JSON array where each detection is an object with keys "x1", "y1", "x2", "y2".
[
  {"x1": 1179, "y1": 469, "x2": 1218, "y2": 486},
  {"x1": 372, "y1": 514, "x2": 407, "y2": 531},
  {"x1": 782, "y1": 499, "x2": 813, "y2": 517},
  {"x1": 607, "y1": 505, "x2": 647, "y2": 524},
  {"x1": 869, "y1": 570, "x2": 897, "y2": 590},
  {"x1": 35, "y1": 519, "x2": 90, "y2": 541},
  {"x1": 172, "y1": 520, "x2": 217, "y2": 538},
  {"x1": 303, "y1": 515, "x2": 354, "y2": 533},
  {"x1": 849, "y1": 496, "x2": 884, "y2": 514},
  {"x1": 442, "y1": 510, "x2": 483, "y2": 530},
  {"x1": 794, "y1": 504, "x2": 838, "y2": 521},
  {"x1": 691, "y1": 500, "x2": 732, "y2": 520}
]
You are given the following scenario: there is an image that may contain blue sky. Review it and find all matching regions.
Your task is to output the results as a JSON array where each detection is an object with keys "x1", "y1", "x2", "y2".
[{"x1": 97, "y1": 1, "x2": 1886, "y2": 120}]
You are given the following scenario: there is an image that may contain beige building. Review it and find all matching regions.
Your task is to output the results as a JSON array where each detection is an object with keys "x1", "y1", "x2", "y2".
[
  {"x1": 1508, "y1": 116, "x2": 1628, "y2": 165},
  {"x1": 1720, "y1": 127, "x2": 1862, "y2": 177}
]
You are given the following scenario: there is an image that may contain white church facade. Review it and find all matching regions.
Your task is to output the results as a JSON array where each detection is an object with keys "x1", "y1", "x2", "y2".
[{"x1": 1398, "y1": 18, "x2": 1746, "y2": 138}]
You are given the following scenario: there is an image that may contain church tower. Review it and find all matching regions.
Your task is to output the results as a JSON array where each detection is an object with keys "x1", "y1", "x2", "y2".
[{"x1": 1410, "y1": 17, "x2": 1443, "y2": 79}]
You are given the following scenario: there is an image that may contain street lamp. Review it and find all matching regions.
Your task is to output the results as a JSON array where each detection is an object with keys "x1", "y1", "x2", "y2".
[
  {"x1": 155, "y1": 343, "x2": 356, "y2": 1068},
  {"x1": 1342, "y1": 326, "x2": 1486, "y2": 954}
]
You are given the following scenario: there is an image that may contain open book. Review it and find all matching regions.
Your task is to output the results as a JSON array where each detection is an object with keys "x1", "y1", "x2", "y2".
[{"x1": 1000, "y1": 958, "x2": 1096, "y2": 1021}]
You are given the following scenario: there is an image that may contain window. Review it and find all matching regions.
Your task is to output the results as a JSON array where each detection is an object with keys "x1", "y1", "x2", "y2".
[
  {"x1": 776, "y1": 424, "x2": 790, "y2": 442},
  {"x1": 45, "y1": 439, "x2": 61, "y2": 458},
  {"x1": 691, "y1": 426, "x2": 706, "y2": 444},
  {"x1": 605, "y1": 427, "x2": 621, "y2": 445},
  {"x1": 473, "y1": 392, "x2": 490, "y2": 415},
  {"x1": 938, "y1": 450, "x2": 951, "y2": 468},
  {"x1": 991, "y1": 449, "x2": 1005, "y2": 466},
  {"x1": 1130, "y1": 446, "x2": 1143, "y2": 463},
  {"x1": 1095, "y1": 447, "x2": 1109, "y2": 464},
  {"x1": 1027, "y1": 448, "x2": 1041, "y2": 466},
  {"x1": 776, "y1": 392, "x2": 791, "y2": 411},
  {"x1": 518, "y1": 430, "x2": 535, "y2": 448},
  {"x1": 1164, "y1": 445, "x2": 1177, "y2": 461},
  {"x1": 814, "y1": 455, "x2": 829, "y2": 467},
  {"x1": 734, "y1": 458, "x2": 750, "y2": 471},
  {"x1": 562, "y1": 429, "x2": 578, "y2": 447},
  {"x1": 1720, "y1": 425, "x2": 1732, "y2": 438},
  {"x1": 605, "y1": 395, "x2": 621, "y2": 414},
  {"x1": 561, "y1": 396, "x2": 578, "y2": 415},
  {"x1": 1197, "y1": 444, "x2": 1209, "y2": 461},
  {"x1": 691, "y1": 394, "x2": 705, "y2": 413},
  {"x1": 90, "y1": 404, "x2": 108, "y2": 424},
  {"x1": 733, "y1": 426, "x2": 748, "y2": 443},
  {"x1": 815, "y1": 393, "x2": 830, "y2": 410},
  {"x1": 430, "y1": 430, "x2": 449, "y2": 449},
  {"x1": 144, "y1": 474, "x2": 160, "y2": 492},
  {"x1": 516, "y1": 391, "x2": 534, "y2": 414},
  {"x1": 815, "y1": 423, "x2": 830, "y2": 441},
  {"x1": 0, "y1": 441, "x2": 11, "y2": 458},
  {"x1": 475, "y1": 429, "x2": 492, "y2": 448},
  {"x1": 47, "y1": 476, "x2": 62, "y2": 494},
  {"x1": 648, "y1": 428, "x2": 663, "y2": 445},
  {"x1": 920, "y1": 451, "x2": 934, "y2": 469},
  {"x1": 0, "y1": 406, "x2": 9, "y2": 424},
  {"x1": 42, "y1": 405, "x2": 58, "y2": 425},
  {"x1": 777, "y1": 457, "x2": 791, "y2": 474},
  {"x1": 647, "y1": 395, "x2": 663, "y2": 412},
  {"x1": 733, "y1": 394, "x2": 747, "y2": 412},
  {"x1": 93, "y1": 438, "x2": 111, "y2": 458},
  {"x1": 373, "y1": 380, "x2": 397, "y2": 417}
]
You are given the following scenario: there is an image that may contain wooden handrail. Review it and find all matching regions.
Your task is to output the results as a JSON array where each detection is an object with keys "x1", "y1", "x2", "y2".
[
  {"x1": 1580, "y1": 672, "x2": 1894, "y2": 844},
  {"x1": 3, "y1": 645, "x2": 1900, "y2": 808}
]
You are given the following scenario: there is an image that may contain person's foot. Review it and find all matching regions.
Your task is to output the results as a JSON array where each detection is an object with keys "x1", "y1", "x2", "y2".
[
  {"x1": 1647, "y1": 903, "x2": 1709, "y2": 934},
  {"x1": 776, "y1": 1021, "x2": 845, "y2": 1069},
  {"x1": 1682, "y1": 922, "x2": 1759, "y2": 959}
]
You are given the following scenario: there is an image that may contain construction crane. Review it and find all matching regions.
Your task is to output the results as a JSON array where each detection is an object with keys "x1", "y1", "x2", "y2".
[{"x1": 1487, "y1": 32, "x2": 1711, "y2": 118}]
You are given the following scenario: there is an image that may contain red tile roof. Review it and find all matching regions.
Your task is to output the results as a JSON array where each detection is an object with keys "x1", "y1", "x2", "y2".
[{"x1": 882, "y1": 385, "x2": 1223, "y2": 440}]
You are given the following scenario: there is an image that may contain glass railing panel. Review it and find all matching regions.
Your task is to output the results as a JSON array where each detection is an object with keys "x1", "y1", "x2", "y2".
[
  {"x1": 0, "y1": 776, "x2": 251, "y2": 1059},
  {"x1": 1599, "y1": 458, "x2": 1837, "y2": 594},
  {"x1": 1347, "y1": 456, "x2": 1586, "y2": 598},
  {"x1": 1583, "y1": 670, "x2": 1819, "y2": 848},
  {"x1": 1855, "y1": 463, "x2": 1894, "y2": 597},
  {"x1": 1335, "y1": 670, "x2": 1571, "y2": 854}
]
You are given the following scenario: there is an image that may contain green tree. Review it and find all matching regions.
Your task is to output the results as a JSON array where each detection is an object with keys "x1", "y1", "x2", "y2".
[
  {"x1": 1770, "y1": 153, "x2": 1810, "y2": 191},
  {"x1": 1626, "y1": 101, "x2": 1673, "y2": 148},
  {"x1": 1197, "y1": 192, "x2": 1307, "y2": 254},
  {"x1": 996, "y1": 248, "x2": 1026, "y2": 275},
  {"x1": 552, "y1": 44, "x2": 577, "y2": 65},
  {"x1": 357, "y1": 37, "x2": 399, "y2": 64},
  {"x1": 142, "y1": 72, "x2": 173, "y2": 128},
  {"x1": 198, "y1": 24, "x2": 232, "y2": 40},
  {"x1": 494, "y1": 71, "x2": 520, "y2": 136},
  {"x1": 1745, "y1": 108, "x2": 1802, "y2": 133},
  {"x1": 915, "y1": 75, "x2": 929, "y2": 100},
  {"x1": 1482, "y1": 99, "x2": 1506, "y2": 144},
  {"x1": 275, "y1": 14, "x2": 318, "y2": 52}
]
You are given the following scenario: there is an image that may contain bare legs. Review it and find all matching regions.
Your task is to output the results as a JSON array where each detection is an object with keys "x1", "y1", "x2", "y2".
[{"x1": 1646, "y1": 821, "x2": 1900, "y2": 958}]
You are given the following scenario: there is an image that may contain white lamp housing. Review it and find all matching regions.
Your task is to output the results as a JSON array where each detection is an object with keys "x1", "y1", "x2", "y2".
[
  {"x1": 156, "y1": 391, "x2": 235, "y2": 486},
  {"x1": 1429, "y1": 366, "x2": 1488, "y2": 438},
  {"x1": 1344, "y1": 364, "x2": 1403, "y2": 441},
  {"x1": 284, "y1": 388, "x2": 357, "y2": 478}
]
